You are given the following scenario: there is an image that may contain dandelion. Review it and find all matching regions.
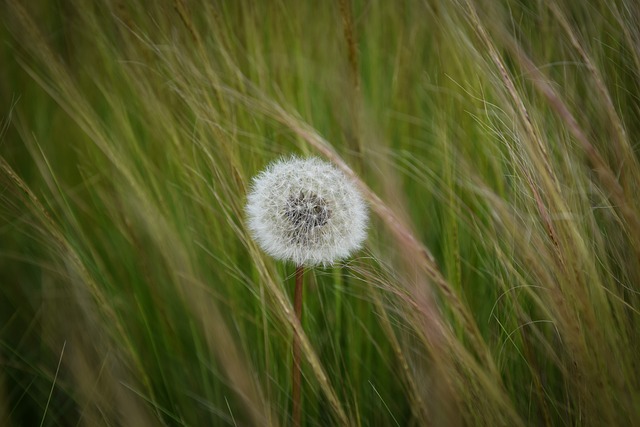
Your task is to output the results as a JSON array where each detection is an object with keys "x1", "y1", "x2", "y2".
[
  {"x1": 245, "y1": 156, "x2": 368, "y2": 426},
  {"x1": 246, "y1": 156, "x2": 368, "y2": 267}
]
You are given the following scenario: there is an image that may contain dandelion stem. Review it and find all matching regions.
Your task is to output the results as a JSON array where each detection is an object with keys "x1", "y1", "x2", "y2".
[{"x1": 292, "y1": 264, "x2": 304, "y2": 427}]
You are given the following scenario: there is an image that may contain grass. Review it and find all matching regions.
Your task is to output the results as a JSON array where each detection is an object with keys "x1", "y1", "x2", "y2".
[{"x1": 1, "y1": 0, "x2": 640, "y2": 425}]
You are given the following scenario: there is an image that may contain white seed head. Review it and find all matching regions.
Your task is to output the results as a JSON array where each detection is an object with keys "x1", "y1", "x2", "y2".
[{"x1": 245, "y1": 156, "x2": 368, "y2": 266}]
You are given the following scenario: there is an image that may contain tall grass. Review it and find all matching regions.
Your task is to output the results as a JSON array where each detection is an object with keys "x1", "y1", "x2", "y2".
[{"x1": 1, "y1": 0, "x2": 639, "y2": 425}]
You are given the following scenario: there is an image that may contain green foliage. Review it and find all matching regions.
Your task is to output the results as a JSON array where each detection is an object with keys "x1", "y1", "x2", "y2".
[{"x1": 1, "y1": 0, "x2": 639, "y2": 425}]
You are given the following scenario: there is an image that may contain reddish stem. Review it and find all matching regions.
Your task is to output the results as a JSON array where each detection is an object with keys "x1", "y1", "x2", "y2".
[{"x1": 292, "y1": 265, "x2": 304, "y2": 427}]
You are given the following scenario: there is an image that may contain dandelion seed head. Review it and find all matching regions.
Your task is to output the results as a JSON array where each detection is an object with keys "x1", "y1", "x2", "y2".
[{"x1": 246, "y1": 156, "x2": 368, "y2": 266}]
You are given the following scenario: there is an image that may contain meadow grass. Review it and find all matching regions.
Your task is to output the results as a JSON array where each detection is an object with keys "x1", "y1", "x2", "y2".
[{"x1": 1, "y1": 0, "x2": 639, "y2": 425}]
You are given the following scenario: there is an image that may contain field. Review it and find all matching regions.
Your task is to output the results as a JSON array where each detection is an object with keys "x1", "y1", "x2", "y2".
[{"x1": 1, "y1": 0, "x2": 640, "y2": 425}]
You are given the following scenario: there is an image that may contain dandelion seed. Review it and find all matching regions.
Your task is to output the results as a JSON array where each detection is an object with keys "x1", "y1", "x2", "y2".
[{"x1": 246, "y1": 156, "x2": 368, "y2": 267}]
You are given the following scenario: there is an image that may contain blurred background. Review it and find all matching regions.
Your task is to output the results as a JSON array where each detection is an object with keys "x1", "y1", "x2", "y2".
[{"x1": 1, "y1": 0, "x2": 639, "y2": 425}]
